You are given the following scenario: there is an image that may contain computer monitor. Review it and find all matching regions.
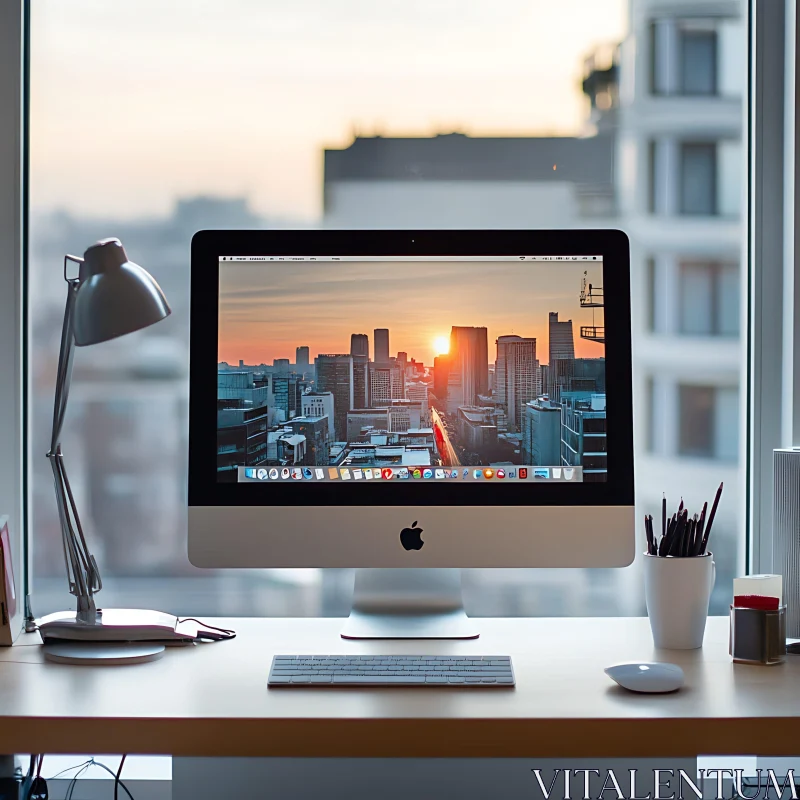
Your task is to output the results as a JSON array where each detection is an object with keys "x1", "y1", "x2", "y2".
[{"x1": 189, "y1": 230, "x2": 634, "y2": 638}]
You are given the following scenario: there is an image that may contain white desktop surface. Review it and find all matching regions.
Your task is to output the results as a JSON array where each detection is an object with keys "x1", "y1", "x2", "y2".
[{"x1": 0, "y1": 616, "x2": 798, "y2": 757}]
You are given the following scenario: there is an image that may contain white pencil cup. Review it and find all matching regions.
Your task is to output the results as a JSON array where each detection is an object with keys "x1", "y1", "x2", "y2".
[{"x1": 644, "y1": 552, "x2": 716, "y2": 649}]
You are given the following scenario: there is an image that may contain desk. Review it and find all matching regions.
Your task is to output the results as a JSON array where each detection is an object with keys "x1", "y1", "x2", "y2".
[{"x1": 0, "y1": 617, "x2": 798, "y2": 758}]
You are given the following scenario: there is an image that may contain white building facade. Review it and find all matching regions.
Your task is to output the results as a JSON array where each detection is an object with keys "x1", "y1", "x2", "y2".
[{"x1": 618, "y1": 0, "x2": 745, "y2": 598}]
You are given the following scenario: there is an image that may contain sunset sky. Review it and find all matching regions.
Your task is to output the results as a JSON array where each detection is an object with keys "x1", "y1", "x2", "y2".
[
  {"x1": 219, "y1": 260, "x2": 604, "y2": 366},
  {"x1": 30, "y1": 0, "x2": 626, "y2": 221}
]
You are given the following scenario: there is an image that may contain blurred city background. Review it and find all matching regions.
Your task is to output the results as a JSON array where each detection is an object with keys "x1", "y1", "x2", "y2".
[{"x1": 28, "y1": 0, "x2": 745, "y2": 618}]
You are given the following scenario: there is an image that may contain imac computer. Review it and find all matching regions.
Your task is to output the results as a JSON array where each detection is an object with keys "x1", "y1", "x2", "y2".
[{"x1": 189, "y1": 230, "x2": 634, "y2": 638}]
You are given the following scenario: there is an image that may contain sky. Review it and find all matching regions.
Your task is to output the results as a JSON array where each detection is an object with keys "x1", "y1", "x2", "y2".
[
  {"x1": 29, "y1": 0, "x2": 626, "y2": 222},
  {"x1": 218, "y1": 260, "x2": 605, "y2": 366}
]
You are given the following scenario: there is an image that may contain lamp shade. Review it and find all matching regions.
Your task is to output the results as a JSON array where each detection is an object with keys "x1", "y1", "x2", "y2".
[{"x1": 73, "y1": 238, "x2": 171, "y2": 347}]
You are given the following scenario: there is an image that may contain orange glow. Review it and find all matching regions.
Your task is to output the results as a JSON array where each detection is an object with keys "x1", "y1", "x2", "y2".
[{"x1": 433, "y1": 336, "x2": 450, "y2": 355}]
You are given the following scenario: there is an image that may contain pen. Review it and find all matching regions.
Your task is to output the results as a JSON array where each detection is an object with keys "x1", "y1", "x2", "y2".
[
  {"x1": 645, "y1": 514, "x2": 653, "y2": 555},
  {"x1": 662, "y1": 494, "x2": 666, "y2": 541},
  {"x1": 700, "y1": 482, "x2": 723, "y2": 554}
]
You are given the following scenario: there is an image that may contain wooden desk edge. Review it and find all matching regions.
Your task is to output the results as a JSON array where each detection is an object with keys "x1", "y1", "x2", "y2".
[{"x1": 1, "y1": 717, "x2": 798, "y2": 758}]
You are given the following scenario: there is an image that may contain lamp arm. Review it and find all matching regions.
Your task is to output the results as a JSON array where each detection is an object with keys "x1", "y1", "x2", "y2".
[{"x1": 47, "y1": 263, "x2": 103, "y2": 620}]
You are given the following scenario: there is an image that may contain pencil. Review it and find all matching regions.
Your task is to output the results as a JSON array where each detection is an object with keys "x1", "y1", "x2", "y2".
[
  {"x1": 662, "y1": 494, "x2": 667, "y2": 540},
  {"x1": 684, "y1": 516, "x2": 695, "y2": 557},
  {"x1": 700, "y1": 482, "x2": 723, "y2": 554},
  {"x1": 694, "y1": 502, "x2": 707, "y2": 556},
  {"x1": 645, "y1": 514, "x2": 653, "y2": 555},
  {"x1": 669, "y1": 511, "x2": 687, "y2": 556},
  {"x1": 660, "y1": 514, "x2": 677, "y2": 556}
]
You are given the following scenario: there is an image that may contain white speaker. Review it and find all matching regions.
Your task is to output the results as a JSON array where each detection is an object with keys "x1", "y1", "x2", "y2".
[{"x1": 773, "y1": 448, "x2": 800, "y2": 637}]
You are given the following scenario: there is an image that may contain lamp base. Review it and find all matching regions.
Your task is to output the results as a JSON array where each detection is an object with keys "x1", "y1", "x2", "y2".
[
  {"x1": 37, "y1": 607, "x2": 196, "y2": 644},
  {"x1": 43, "y1": 641, "x2": 165, "y2": 665}
]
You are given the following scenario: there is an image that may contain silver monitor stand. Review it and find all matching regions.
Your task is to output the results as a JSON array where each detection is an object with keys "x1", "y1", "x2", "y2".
[{"x1": 340, "y1": 568, "x2": 480, "y2": 639}]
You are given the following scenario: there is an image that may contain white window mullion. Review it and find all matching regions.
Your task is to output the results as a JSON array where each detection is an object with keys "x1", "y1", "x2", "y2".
[{"x1": 0, "y1": 0, "x2": 25, "y2": 639}]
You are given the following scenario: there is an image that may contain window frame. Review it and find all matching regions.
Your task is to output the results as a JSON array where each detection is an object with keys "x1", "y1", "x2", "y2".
[
  {"x1": 0, "y1": 0, "x2": 26, "y2": 638},
  {"x1": 3, "y1": 0, "x2": 795, "y2": 599},
  {"x1": 748, "y1": 0, "x2": 798, "y2": 574}
]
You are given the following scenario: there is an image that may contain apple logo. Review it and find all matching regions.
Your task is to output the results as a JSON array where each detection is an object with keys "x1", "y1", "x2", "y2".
[{"x1": 400, "y1": 520, "x2": 424, "y2": 551}]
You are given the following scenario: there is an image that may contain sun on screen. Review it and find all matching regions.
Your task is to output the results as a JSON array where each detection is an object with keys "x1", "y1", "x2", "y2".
[{"x1": 433, "y1": 336, "x2": 450, "y2": 355}]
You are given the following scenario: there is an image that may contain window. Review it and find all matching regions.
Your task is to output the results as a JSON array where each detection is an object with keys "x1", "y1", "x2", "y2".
[
  {"x1": 29, "y1": 0, "x2": 746, "y2": 619},
  {"x1": 680, "y1": 143, "x2": 716, "y2": 215},
  {"x1": 679, "y1": 262, "x2": 739, "y2": 336},
  {"x1": 678, "y1": 385, "x2": 739, "y2": 460},
  {"x1": 646, "y1": 258, "x2": 656, "y2": 331},
  {"x1": 680, "y1": 30, "x2": 717, "y2": 95},
  {"x1": 649, "y1": 139, "x2": 740, "y2": 217},
  {"x1": 650, "y1": 18, "x2": 723, "y2": 96}
]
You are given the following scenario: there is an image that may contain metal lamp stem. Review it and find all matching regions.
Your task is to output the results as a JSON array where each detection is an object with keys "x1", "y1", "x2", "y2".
[{"x1": 46, "y1": 257, "x2": 103, "y2": 623}]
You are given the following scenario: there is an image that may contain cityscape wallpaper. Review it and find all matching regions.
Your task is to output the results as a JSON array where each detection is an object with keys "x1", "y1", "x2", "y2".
[{"x1": 217, "y1": 259, "x2": 607, "y2": 482}]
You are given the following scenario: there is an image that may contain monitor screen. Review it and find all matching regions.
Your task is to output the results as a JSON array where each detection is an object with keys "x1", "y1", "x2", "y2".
[{"x1": 217, "y1": 254, "x2": 607, "y2": 487}]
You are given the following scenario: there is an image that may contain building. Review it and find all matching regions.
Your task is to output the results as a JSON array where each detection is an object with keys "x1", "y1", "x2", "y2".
[
  {"x1": 374, "y1": 328, "x2": 390, "y2": 365},
  {"x1": 545, "y1": 357, "x2": 606, "y2": 403},
  {"x1": 273, "y1": 358, "x2": 290, "y2": 376},
  {"x1": 406, "y1": 358, "x2": 424, "y2": 379},
  {"x1": 301, "y1": 391, "x2": 335, "y2": 439},
  {"x1": 369, "y1": 363, "x2": 404, "y2": 406},
  {"x1": 391, "y1": 360, "x2": 405, "y2": 400},
  {"x1": 352, "y1": 354, "x2": 369, "y2": 409},
  {"x1": 405, "y1": 380, "x2": 428, "y2": 405},
  {"x1": 217, "y1": 405, "x2": 269, "y2": 474},
  {"x1": 340, "y1": 443, "x2": 433, "y2": 468},
  {"x1": 271, "y1": 375, "x2": 303, "y2": 422},
  {"x1": 548, "y1": 312, "x2": 575, "y2": 362},
  {"x1": 295, "y1": 346, "x2": 310, "y2": 373},
  {"x1": 522, "y1": 399, "x2": 561, "y2": 466},
  {"x1": 350, "y1": 333, "x2": 369, "y2": 358},
  {"x1": 560, "y1": 393, "x2": 607, "y2": 481},
  {"x1": 315, "y1": 354, "x2": 354, "y2": 441},
  {"x1": 494, "y1": 335, "x2": 540, "y2": 431},
  {"x1": 346, "y1": 409, "x2": 389, "y2": 442},
  {"x1": 277, "y1": 433, "x2": 306, "y2": 465},
  {"x1": 387, "y1": 399, "x2": 424, "y2": 432},
  {"x1": 289, "y1": 416, "x2": 330, "y2": 465},
  {"x1": 446, "y1": 326, "x2": 488, "y2": 415},
  {"x1": 619, "y1": 0, "x2": 744, "y2": 595},
  {"x1": 217, "y1": 371, "x2": 270, "y2": 411},
  {"x1": 433, "y1": 355, "x2": 449, "y2": 403},
  {"x1": 457, "y1": 406, "x2": 499, "y2": 453},
  {"x1": 323, "y1": 132, "x2": 616, "y2": 228}
]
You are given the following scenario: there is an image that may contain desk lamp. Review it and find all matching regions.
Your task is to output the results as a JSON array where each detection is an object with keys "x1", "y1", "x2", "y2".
[{"x1": 36, "y1": 238, "x2": 174, "y2": 661}]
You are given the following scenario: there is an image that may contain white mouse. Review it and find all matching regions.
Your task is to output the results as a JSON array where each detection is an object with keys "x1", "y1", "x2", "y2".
[{"x1": 604, "y1": 661, "x2": 684, "y2": 693}]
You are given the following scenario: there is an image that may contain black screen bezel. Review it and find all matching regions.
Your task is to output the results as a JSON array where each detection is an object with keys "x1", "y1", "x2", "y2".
[{"x1": 189, "y1": 229, "x2": 634, "y2": 507}]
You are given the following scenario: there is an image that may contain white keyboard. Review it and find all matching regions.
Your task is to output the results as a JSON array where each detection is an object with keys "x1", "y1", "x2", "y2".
[{"x1": 268, "y1": 654, "x2": 515, "y2": 686}]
